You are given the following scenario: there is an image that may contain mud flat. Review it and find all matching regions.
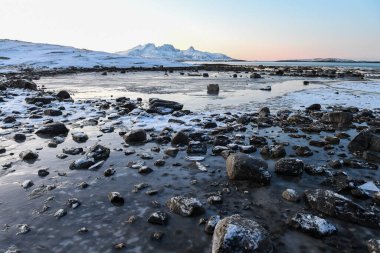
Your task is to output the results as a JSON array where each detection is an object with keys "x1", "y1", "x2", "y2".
[{"x1": 0, "y1": 70, "x2": 380, "y2": 253}]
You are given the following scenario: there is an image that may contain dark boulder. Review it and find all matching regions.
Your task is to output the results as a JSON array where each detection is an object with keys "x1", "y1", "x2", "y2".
[
  {"x1": 56, "y1": 90, "x2": 71, "y2": 100},
  {"x1": 148, "y1": 98, "x2": 183, "y2": 115},
  {"x1": 167, "y1": 196, "x2": 204, "y2": 217},
  {"x1": 226, "y1": 153, "x2": 271, "y2": 185},
  {"x1": 321, "y1": 111, "x2": 353, "y2": 126},
  {"x1": 35, "y1": 122, "x2": 69, "y2": 136},
  {"x1": 288, "y1": 213, "x2": 337, "y2": 238},
  {"x1": 304, "y1": 189, "x2": 380, "y2": 228},
  {"x1": 124, "y1": 129, "x2": 147, "y2": 144},
  {"x1": 207, "y1": 84, "x2": 219, "y2": 95},
  {"x1": 275, "y1": 158, "x2": 304, "y2": 176}
]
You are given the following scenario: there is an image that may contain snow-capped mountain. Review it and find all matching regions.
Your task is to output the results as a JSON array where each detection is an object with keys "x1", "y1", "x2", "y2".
[
  {"x1": 0, "y1": 39, "x2": 187, "y2": 72},
  {"x1": 117, "y1": 43, "x2": 233, "y2": 61}
]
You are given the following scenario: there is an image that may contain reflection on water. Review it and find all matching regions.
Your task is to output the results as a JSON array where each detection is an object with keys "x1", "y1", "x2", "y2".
[{"x1": 38, "y1": 71, "x2": 324, "y2": 111}]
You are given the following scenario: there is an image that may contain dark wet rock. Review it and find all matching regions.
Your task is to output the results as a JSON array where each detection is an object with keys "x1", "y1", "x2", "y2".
[
  {"x1": 44, "y1": 109, "x2": 62, "y2": 116},
  {"x1": 212, "y1": 214, "x2": 273, "y2": 253},
  {"x1": 154, "y1": 159, "x2": 165, "y2": 166},
  {"x1": 38, "y1": 169, "x2": 49, "y2": 177},
  {"x1": 4, "y1": 79, "x2": 37, "y2": 90},
  {"x1": 321, "y1": 171, "x2": 352, "y2": 192},
  {"x1": 148, "y1": 211, "x2": 169, "y2": 225},
  {"x1": 21, "y1": 180, "x2": 34, "y2": 189},
  {"x1": 258, "y1": 107, "x2": 270, "y2": 117},
  {"x1": 204, "y1": 121, "x2": 217, "y2": 129},
  {"x1": 108, "y1": 192, "x2": 124, "y2": 206},
  {"x1": 171, "y1": 131, "x2": 189, "y2": 146},
  {"x1": 69, "y1": 144, "x2": 110, "y2": 170},
  {"x1": 294, "y1": 146, "x2": 313, "y2": 157},
  {"x1": 306, "y1": 104, "x2": 321, "y2": 111},
  {"x1": 63, "y1": 147, "x2": 83, "y2": 155},
  {"x1": 56, "y1": 90, "x2": 71, "y2": 100},
  {"x1": 207, "y1": 84, "x2": 219, "y2": 94},
  {"x1": 67, "y1": 198, "x2": 81, "y2": 209},
  {"x1": 321, "y1": 111, "x2": 353, "y2": 126},
  {"x1": 167, "y1": 196, "x2": 205, "y2": 217},
  {"x1": 205, "y1": 215, "x2": 221, "y2": 234},
  {"x1": 19, "y1": 150, "x2": 38, "y2": 160},
  {"x1": 124, "y1": 129, "x2": 147, "y2": 143},
  {"x1": 71, "y1": 132, "x2": 88, "y2": 143},
  {"x1": 138, "y1": 166, "x2": 153, "y2": 174},
  {"x1": 324, "y1": 136, "x2": 340, "y2": 145},
  {"x1": 328, "y1": 159, "x2": 343, "y2": 169},
  {"x1": 288, "y1": 213, "x2": 337, "y2": 238},
  {"x1": 348, "y1": 128, "x2": 380, "y2": 162},
  {"x1": 304, "y1": 189, "x2": 380, "y2": 228},
  {"x1": 309, "y1": 139, "x2": 328, "y2": 147},
  {"x1": 164, "y1": 147, "x2": 179, "y2": 157},
  {"x1": 14, "y1": 133, "x2": 26, "y2": 142},
  {"x1": 3, "y1": 116, "x2": 16, "y2": 123},
  {"x1": 148, "y1": 98, "x2": 183, "y2": 115},
  {"x1": 187, "y1": 141, "x2": 207, "y2": 154},
  {"x1": 35, "y1": 122, "x2": 69, "y2": 136},
  {"x1": 213, "y1": 135, "x2": 231, "y2": 146},
  {"x1": 250, "y1": 73, "x2": 262, "y2": 78},
  {"x1": 275, "y1": 158, "x2": 304, "y2": 176},
  {"x1": 226, "y1": 153, "x2": 271, "y2": 185},
  {"x1": 367, "y1": 239, "x2": 380, "y2": 253},
  {"x1": 249, "y1": 135, "x2": 268, "y2": 146},
  {"x1": 260, "y1": 145, "x2": 286, "y2": 158},
  {"x1": 104, "y1": 167, "x2": 115, "y2": 177},
  {"x1": 288, "y1": 114, "x2": 313, "y2": 125},
  {"x1": 25, "y1": 96, "x2": 54, "y2": 104},
  {"x1": 282, "y1": 189, "x2": 300, "y2": 202}
]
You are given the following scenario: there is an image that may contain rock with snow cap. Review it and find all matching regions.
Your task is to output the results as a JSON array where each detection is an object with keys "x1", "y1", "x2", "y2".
[
  {"x1": 304, "y1": 189, "x2": 380, "y2": 228},
  {"x1": 288, "y1": 213, "x2": 337, "y2": 237},
  {"x1": 212, "y1": 214, "x2": 273, "y2": 253},
  {"x1": 167, "y1": 196, "x2": 205, "y2": 217}
]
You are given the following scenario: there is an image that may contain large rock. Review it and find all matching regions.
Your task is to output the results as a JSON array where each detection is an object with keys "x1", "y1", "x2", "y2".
[
  {"x1": 304, "y1": 189, "x2": 380, "y2": 228},
  {"x1": 167, "y1": 196, "x2": 204, "y2": 217},
  {"x1": 212, "y1": 215, "x2": 273, "y2": 253},
  {"x1": 275, "y1": 158, "x2": 304, "y2": 176},
  {"x1": 124, "y1": 129, "x2": 147, "y2": 143},
  {"x1": 171, "y1": 131, "x2": 189, "y2": 146},
  {"x1": 44, "y1": 109, "x2": 62, "y2": 116},
  {"x1": 35, "y1": 122, "x2": 69, "y2": 136},
  {"x1": 207, "y1": 84, "x2": 219, "y2": 95},
  {"x1": 25, "y1": 96, "x2": 54, "y2": 104},
  {"x1": 19, "y1": 150, "x2": 38, "y2": 160},
  {"x1": 321, "y1": 111, "x2": 353, "y2": 126},
  {"x1": 4, "y1": 79, "x2": 37, "y2": 90},
  {"x1": 148, "y1": 98, "x2": 184, "y2": 115},
  {"x1": 226, "y1": 153, "x2": 271, "y2": 185},
  {"x1": 348, "y1": 128, "x2": 380, "y2": 162},
  {"x1": 288, "y1": 213, "x2": 337, "y2": 238},
  {"x1": 56, "y1": 90, "x2": 71, "y2": 100}
]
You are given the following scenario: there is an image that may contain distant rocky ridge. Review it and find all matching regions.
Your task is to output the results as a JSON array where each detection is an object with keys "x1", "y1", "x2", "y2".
[
  {"x1": 117, "y1": 43, "x2": 234, "y2": 61},
  {"x1": 277, "y1": 58, "x2": 380, "y2": 63}
]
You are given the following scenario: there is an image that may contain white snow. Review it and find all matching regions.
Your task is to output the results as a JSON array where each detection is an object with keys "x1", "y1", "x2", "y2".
[
  {"x1": 0, "y1": 39, "x2": 188, "y2": 72},
  {"x1": 117, "y1": 43, "x2": 233, "y2": 61}
]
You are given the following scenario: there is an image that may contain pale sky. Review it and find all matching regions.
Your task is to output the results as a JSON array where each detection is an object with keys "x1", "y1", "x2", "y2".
[{"x1": 1, "y1": 0, "x2": 380, "y2": 61}]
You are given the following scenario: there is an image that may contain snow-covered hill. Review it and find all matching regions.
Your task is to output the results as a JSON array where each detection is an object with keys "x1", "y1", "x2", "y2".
[
  {"x1": 117, "y1": 43, "x2": 233, "y2": 61},
  {"x1": 0, "y1": 39, "x2": 187, "y2": 72}
]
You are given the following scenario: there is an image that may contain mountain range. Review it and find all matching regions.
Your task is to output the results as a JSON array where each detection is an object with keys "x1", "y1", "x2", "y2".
[{"x1": 117, "y1": 43, "x2": 233, "y2": 61}]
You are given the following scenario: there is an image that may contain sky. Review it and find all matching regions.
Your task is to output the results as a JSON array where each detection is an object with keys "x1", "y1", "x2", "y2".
[{"x1": 0, "y1": 0, "x2": 379, "y2": 61}]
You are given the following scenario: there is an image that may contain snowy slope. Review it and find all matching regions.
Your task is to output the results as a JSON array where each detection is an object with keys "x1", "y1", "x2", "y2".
[
  {"x1": 0, "y1": 39, "x2": 188, "y2": 71},
  {"x1": 117, "y1": 43, "x2": 233, "y2": 61}
]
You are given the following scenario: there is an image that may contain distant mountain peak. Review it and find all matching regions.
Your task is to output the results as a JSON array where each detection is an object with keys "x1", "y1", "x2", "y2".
[{"x1": 117, "y1": 43, "x2": 233, "y2": 61}]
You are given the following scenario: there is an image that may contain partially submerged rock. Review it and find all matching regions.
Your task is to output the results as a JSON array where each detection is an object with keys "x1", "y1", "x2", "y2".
[
  {"x1": 288, "y1": 213, "x2": 337, "y2": 237},
  {"x1": 69, "y1": 144, "x2": 110, "y2": 170},
  {"x1": 304, "y1": 189, "x2": 380, "y2": 228},
  {"x1": 348, "y1": 128, "x2": 380, "y2": 162},
  {"x1": 19, "y1": 150, "x2": 38, "y2": 160},
  {"x1": 124, "y1": 129, "x2": 147, "y2": 143},
  {"x1": 212, "y1": 214, "x2": 273, "y2": 253},
  {"x1": 321, "y1": 111, "x2": 353, "y2": 127},
  {"x1": 35, "y1": 122, "x2": 69, "y2": 136},
  {"x1": 148, "y1": 98, "x2": 183, "y2": 115},
  {"x1": 275, "y1": 158, "x2": 304, "y2": 176}
]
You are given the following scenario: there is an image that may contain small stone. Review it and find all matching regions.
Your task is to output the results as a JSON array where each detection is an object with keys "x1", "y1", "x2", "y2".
[
  {"x1": 282, "y1": 189, "x2": 300, "y2": 202},
  {"x1": 139, "y1": 166, "x2": 153, "y2": 174},
  {"x1": 16, "y1": 224, "x2": 30, "y2": 235},
  {"x1": 54, "y1": 208, "x2": 67, "y2": 219},
  {"x1": 151, "y1": 231, "x2": 165, "y2": 241},
  {"x1": 19, "y1": 150, "x2": 38, "y2": 160},
  {"x1": 21, "y1": 180, "x2": 34, "y2": 189},
  {"x1": 108, "y1": 192, "x2": 124, "y2": 206},
  {"x1": 148, "y1": 211, "x2": 169, "y2": 225},
  {"x1": 104, "y1": 167, "x2": 115, "y2": 177},
  {"x1": 67, "y1": 198, "x2": 81, "y2": 209},
  {"x1": 205, "y1": 215, "x2": 221, "y2": 234}
]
